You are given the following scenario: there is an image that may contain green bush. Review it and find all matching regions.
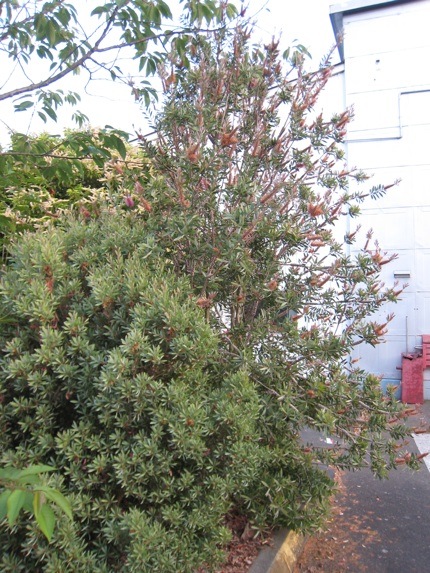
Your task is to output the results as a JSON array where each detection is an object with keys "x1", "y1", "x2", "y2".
[{"x1": 0, "y1": 212, "x2": 276, "y2": 571}]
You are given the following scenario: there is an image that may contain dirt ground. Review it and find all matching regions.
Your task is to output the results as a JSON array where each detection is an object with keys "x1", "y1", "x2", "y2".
[{"x1": 293, "y1": 471, "x2": 376, "y2": 573}]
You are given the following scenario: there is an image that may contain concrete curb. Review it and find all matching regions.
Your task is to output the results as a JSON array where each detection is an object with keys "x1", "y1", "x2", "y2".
[{"x1": 249, "y1": 529, "x2": 305, "y2": 573}]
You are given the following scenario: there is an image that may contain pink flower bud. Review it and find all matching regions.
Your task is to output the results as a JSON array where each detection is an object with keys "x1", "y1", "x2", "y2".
[
  {"x1": 124, "y1": 195, "x2": 134, "y2": 208},
  {"x1": 134, "y1": 181, "x2": 144, "y2": 194}
]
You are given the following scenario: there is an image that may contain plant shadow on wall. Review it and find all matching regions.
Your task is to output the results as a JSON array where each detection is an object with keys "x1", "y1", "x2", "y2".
[{"x1": 0, "y1": 22, "x2": 420, "y2": 573}]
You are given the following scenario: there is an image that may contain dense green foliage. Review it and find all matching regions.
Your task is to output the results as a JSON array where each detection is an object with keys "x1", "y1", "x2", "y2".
[
  {"x1": 0, "y1": 20, "x2": 419, "y2": 573},
  {"x1": 0, "y1": 129, "x2": 152, "y2": 252},
  {"x1": 0, "y1": 0, "x2": 238, "y2": 250},
  {"x1": 0, "y1": 214, "x2": 262, "y2": 571}
]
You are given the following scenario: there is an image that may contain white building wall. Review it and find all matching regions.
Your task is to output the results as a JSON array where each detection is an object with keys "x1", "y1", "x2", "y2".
[{"x1": 337, "y1": 0, "x2": 430, "y2": 397}]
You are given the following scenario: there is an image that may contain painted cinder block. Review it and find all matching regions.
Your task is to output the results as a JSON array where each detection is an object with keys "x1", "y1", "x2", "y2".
[{"x1": 401, "y1": 353, "x2": 424, "y2": 404}]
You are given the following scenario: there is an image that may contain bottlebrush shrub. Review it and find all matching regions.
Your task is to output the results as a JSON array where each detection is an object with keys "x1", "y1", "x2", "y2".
[
  {"x1": 141, "y1": 25, "x2": 417, "y2": 523},
  {"x1": 0, "y1": 212, "x2": 269, "y2": 572}
]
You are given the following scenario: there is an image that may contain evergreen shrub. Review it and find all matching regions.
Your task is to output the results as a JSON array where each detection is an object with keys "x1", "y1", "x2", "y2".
[{"x1": 0, "y1": 212, "x2": 267, "y2": 572}]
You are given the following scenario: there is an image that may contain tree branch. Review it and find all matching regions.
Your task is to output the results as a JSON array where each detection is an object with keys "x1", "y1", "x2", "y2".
[
  {"x1": 0, "y1": 19, "x2": 222, "y2": 104},
  {"x1": 0, "y1": 5, "x2": 119, "y2": 103},
  {"x1": 0, "y1": 0, "x2": 69, "y2": 43}
]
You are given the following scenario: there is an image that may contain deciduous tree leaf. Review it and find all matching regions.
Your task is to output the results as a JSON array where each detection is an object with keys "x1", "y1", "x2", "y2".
[
  {"x1": 16, "y1": 465, "x2": 56, "y2": 478},
  {"x1": 36, "y1": 486, "x2": 72, "y2": 519},
  {"x1": 34, "y1": 502, "x2": 56, "y2": 541},
  {"x1": 0, "y1": 490, "x2": 11, "y2": 521},
  {"x1": 6, "y1": 489, "x2": 26, "y2": 526}
]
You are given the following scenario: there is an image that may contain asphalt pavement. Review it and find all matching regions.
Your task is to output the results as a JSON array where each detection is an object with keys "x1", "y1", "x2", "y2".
[{"x1": 295, "y1": 401, "x2": 430, "y2": 573}]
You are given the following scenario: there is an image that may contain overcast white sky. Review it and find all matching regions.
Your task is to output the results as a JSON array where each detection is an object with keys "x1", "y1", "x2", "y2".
[
  {"x1": 0, "y1": 0, "x2": 337, "y2": 143},
  {"x1": 252, "y1": 0, "x2": 337, "y2": 61}
]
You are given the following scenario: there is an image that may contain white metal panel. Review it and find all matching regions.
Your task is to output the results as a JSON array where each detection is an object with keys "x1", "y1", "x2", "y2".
[
  {"x1": 345, "y1": 48, "x2": 430, "y2": 95},
  {"x1": 400, "y1": 123, "x2": 430, "y2": 166},
  {"x1": 415, "y1": 294, "x2": 430, "y2": 338},
  {"x1": 415, "y1": 250, "x2": 430, "y2": 289},
  {"x1": 346, "y1": 91, "x2": 430, "y2": 142},
  {"x1": 378, "y1": 251, "x2": 415, "y2": 294},
  {"x1": 348, "y1": 207, "x2": 415, "y2": 250},
  {"x1": 346, "y1": 90, "x2": 399, "y2": 136},
  {"x1": 346, "y1": 90, "x2": 430, "y2": 141},
  {"x1": 346, "y1": 125, "x2": 401, "y2": 141},
  {"x1": 402, "y1": 91, "x2": 430, "y2": 127},
  {"x1": 318, "y1": 69, "x2": 346, "y2": 117},
  {"x1": 347, "y1": 138, "x2": 402, "y2": 168},
  {"x1": 347, "y1": 124, "x2": 430, "y2": 167},
  {"x1": 348, "y1": 244, "x2": 413, "y2": 282},
  {"x1": 335, "y1": 0, "x2": 430, "y2": 387},
  {"x1": 415, "y1": 211, "x2": 430, "y2": 250},
  {"x1": 376, "y1": 174, "x2": 421, "y2": 209},
  {"x1": 355, "y1": 336, "x2": 406, "y2": 379},
  {"x1": 346, "y1": 168, "x2": 430, "y2": 210},
  {"x1": 372, "y1": 293, "x2": 415, "y2": 337},
  {"x1": 343, "y1": 2, "x2": 430, "y2": 57}
]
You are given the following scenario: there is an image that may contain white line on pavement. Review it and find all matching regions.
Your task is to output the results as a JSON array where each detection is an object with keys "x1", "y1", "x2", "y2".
[{"x1": 412, "y1": 433, "x2": 430, "y2": 472}]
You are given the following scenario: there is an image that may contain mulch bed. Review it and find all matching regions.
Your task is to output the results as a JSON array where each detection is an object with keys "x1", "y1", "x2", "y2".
[{"x1": 197, "y1": 513, "x2": 274, "y2": 573}]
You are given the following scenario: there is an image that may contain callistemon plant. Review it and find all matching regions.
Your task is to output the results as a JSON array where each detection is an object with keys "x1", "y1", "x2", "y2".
[{"x1": 144, "y1": 24, "x2": 416, "y2": 507}]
